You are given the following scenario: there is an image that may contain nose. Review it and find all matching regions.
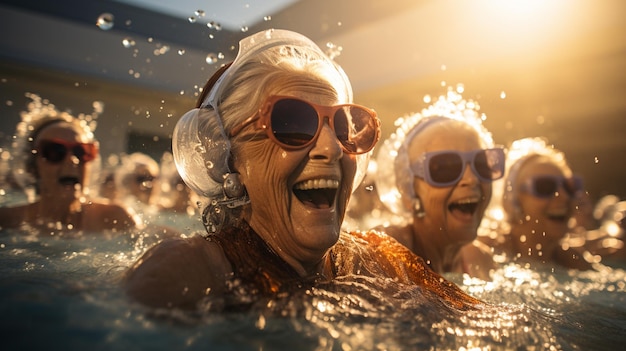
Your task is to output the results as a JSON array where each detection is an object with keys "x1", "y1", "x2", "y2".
[
  {"x1": 309, "y1": 121, "x2": 343, "y2": 162},
  {"x1": 458, "y1": 163, "x2": 479, "y2": 186},
  {"x1": 553, "y1": 183, "x2": 572, "y2": 200}
]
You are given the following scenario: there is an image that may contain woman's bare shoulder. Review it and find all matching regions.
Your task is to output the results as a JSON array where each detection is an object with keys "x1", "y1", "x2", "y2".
[
  {"x1": 0, "y1": 203, "x2": 32, "y2": 228},
  {"x1": 124, "y1": 235, "x2": 232, "y2": 309},
  {"x1": 83, "y1": 200, "x2": 139, "y2": 230}
]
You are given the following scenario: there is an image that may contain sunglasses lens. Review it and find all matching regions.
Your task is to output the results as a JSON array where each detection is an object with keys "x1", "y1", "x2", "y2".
[
  {"x1": 38, "y1": 140, "x2": 97, "y2": 163},
  {"x1": 334, "y1": 106, "x2": 377, "y2": 154},
  {"x1": 40, "y1": 141, "x2": 67, "y2": 163},
  {"x1": 533, "y1": 176, "x2": 558, "y2": 197},
  {"x1": 72, "y1": 145, "x2": 86, "y2": 161},
  {"x1": 474, "y1": 149, "x2": 504, "y2": 181},
  {"x1": 429, "y1": 153, "x2": 463, "y2": 184},
  {"x1": 564, "y1": 177, "x2": 583, "y2": 196},
  {"x1": 271, "y1": 99, "x2": 318, "y2": 147},
  {"x1": 79, "y1": 144, "x2": 98, "y2": 162}
]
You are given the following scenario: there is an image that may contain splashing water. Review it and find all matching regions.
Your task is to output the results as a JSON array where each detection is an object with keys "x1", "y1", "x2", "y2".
[
  {"x1": 0, "y1": 206, "x2": 624, "y2": 351},
  {"x1": 96, "y1": 13, "x2": 114, "y2": 30}
]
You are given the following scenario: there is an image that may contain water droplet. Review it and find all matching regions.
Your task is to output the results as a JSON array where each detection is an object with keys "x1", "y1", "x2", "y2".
[
  {"x1": 325, "y1": 42, "x2": 343, "y2": 59},
  {"x1": 440, "y1": 64, "x2": 447, "y2": 71},
  {"x1": 500, "y1": 91, "x2": 507, "y2": 99},
  {"x1": 96, "y1": 13, "x2": 114, "y2": 30},
  {"x1": 178, "y1": 49, "x2": 186, "y2": 55},
  {"x1": 205, "y1": 53, "x2": 218, "y2": 64},
  {"x1": 423, "y1": 94, "x2": 431, "y2": 104},
  {"x1": 188, "y1": 16, "x2": 196, "y2": 23},
  {"x1": 194, "y1": 145, "x2": 206, "y2": 154},
  {"x1": 122, "y1": 37, "x2": 135, "y2": 48},
  {"x1": 241, "y1": 26, "x2": 249, "y2": 32},
  {"x1": 594, "y1": 156, "x2": 599, "y2": 164},
  {"x1": 195, "y1": 10, "x2": 205, "y2": 17},
  {"x1": 217, "y1": 52, "x2": 224, "y2": 59},
  {"x1": 263, "y1": 15, "x2": 272, "y2": 21}
]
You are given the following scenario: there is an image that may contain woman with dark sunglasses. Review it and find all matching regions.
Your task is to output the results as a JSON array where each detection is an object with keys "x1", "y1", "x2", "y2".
[
  {"x1": 370, "y1": 88, "x2": 501, "y2": 280},
  {"x1": 480, "y1": 137, "x2": 593, "y2": 270},
  {"x1": 115, "y1": 152, "x2": 160, "y2": 208},
  {"x1": 0, "y1": 94, "x2": 139, "y2": 235},
  {"x1": 123, "y1": 30, "x2": 482, "y2": 312}
]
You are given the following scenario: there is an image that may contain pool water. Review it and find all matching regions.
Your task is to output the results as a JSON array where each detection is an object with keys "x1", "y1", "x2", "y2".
[{"x1": 1, "y1": 224, "x2": 625, "y2": 351}]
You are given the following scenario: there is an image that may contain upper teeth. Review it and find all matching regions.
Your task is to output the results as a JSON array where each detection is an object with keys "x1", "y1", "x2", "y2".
[
  {"x1": 455, "y1": 198, "x2": 478, "y2": 204},
  {"x1": 294, "y1": 179, "x2": 339, "y2": 190}
]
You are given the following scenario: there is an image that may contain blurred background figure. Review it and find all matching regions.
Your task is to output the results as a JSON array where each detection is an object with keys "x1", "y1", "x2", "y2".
[
  {"x1": 153, "y1": 151, "x2": 202, "y2": 232},
  {"x1": 342, "y1": 160, "x2": 390, "y2": 232},
  {"x1": 368, "y1": 87, "x2": 501, "y2": 280},
  {"x1": 98, "y1": 153, "x2": 121, "y2": 203},
  {"x1": 0, "y1": 93, "x2": 139, "y2": 235},
  {"x1": 583, "y1": 195, "x2": 626, "y2": 266},
  {"x1": 479, "y1": 137, "x2": 592, "y2": 270},
  {"x1": 115, "y1": 152, "x2": 160, "y2": 217}
]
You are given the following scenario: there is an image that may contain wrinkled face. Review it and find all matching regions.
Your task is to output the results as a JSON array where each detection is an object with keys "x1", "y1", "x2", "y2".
[
  {"x1": 233, "y1": 91, "x2": 357, "y2": 266},
  {"x1": 514, "y1": 158, "x2": 573, "y2": 240},
  {"x1": 33, "y1": 122, "x2": 94, "y2": 202},
  {"x1": 407, "y1": 120, "x2": 491, "y2": 247}
]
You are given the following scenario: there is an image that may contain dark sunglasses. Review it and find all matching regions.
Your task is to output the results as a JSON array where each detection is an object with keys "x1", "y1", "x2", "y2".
[
  {"x1": 521, "y1": 175, "x2": 583, "y2": 198},
  {"x1": 229, "y1": 95, "x2": 381, "y2": 154},
  {"x1": 135, "y1": 175, "x2": 155, "y2": 188},
  {"x1": 36, "y1": 138, "x2": 98, "y2": 164},
  {"x1": 410, "y1": 148, "x2": 505, "y2": 187}
]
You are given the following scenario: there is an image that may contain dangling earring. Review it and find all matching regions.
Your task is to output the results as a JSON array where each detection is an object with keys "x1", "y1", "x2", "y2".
[
  {"x1": 413, "y1": 198, "x2": 425, "y2": 218},
  {"x1": 223, "y1": 173, "x2": 245, "y2": 198},
  {"x1": 201, "y1": 173, "x2": 250, "y2": 235}
]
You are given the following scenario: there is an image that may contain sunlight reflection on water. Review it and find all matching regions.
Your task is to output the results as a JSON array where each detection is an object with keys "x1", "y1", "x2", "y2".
[
  {"x1": 1, "y1": 224, "x2": 624, "y2": 350},
  {"x1": 0, "y1": 174, "x2": 624, "y2": 350}
]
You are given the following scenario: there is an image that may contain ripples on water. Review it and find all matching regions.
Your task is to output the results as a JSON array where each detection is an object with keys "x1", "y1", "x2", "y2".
[{"x1": 1, "y1": 225, "x2": 624, "y2": 351}]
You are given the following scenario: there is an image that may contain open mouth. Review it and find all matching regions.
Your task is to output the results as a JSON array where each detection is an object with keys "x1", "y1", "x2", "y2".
[
  {"x1": 448, "y1": 198, "x2": 480, "y2": 216},
  {"x1": 58, "y1": 176, "x2": 80, "y2": 187},
  {"x1": 546, "y1": 212, "x2": 569, "y2": 222},
  {"x1": 293, "y1": 179, "x2": 339, "y2": 209}
]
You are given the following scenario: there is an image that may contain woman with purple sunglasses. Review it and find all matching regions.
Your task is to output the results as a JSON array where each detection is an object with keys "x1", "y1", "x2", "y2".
[
  {"x1": 370, "y1": 87, "x2": 502, "y2": 280},
  {"x1": 479, "y1": 137, "x2": 593, "y2": 270}
]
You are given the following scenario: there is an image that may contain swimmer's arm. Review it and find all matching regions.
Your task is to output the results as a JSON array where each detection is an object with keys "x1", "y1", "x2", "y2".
[
  {"x1": 123, "y1": 235, "x2": 230, "y2": 310},
  {"x1": 85, "y1": 201, "x2": 140, "y2": 231}
]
